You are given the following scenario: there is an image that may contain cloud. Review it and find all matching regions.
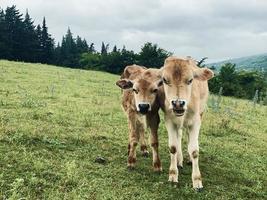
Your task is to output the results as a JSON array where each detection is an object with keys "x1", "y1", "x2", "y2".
[{"x1": 2, "y1": 0, "x2": 267, "y2": 62}]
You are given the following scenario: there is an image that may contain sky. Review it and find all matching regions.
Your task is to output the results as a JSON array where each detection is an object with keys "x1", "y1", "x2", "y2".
[{"x1": 1, "y1": 0, "x2": 267, "y2": 62}]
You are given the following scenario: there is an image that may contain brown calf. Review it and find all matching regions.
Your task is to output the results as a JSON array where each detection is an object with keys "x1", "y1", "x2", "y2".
[
  {"x1": 159, "y1": 57, "x2": 214, "y2": 190},
  {"x1": 116, "y1": 65, "x2": 163, "y2": 171}
]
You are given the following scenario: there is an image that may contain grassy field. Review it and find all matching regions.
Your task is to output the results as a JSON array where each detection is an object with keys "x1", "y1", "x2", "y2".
[{"x1": 0, "y1": 60, "x2": 266, "y2": 199}]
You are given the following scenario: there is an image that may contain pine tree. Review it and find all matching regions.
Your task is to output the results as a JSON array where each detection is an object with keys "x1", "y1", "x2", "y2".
[
  {"x1": 35, "y1": 24, "x2": 42, "y2": 62},
  {"x1": 40, "y1": 17, "x2": 54, "y2": 63},
  {"x1": 82, "y1": 39, "x2": 89, "y2": 52},
  {"x1": 76, "y1": 36, "x2": 88, "y2": 54},
  {"x1": 22, "y1": 10, "x2": 38, "y2": 62},
  {"x1": 60, "y1": 28, "x2": 78, "y2": 67},
  {"x1": 88, "y1": 43, "x2": 95, "y2": 53},
  {"x1": 4, "y1": 5, "x2": 24, "y2": 60},
  {"x1": 0, "y1": 8, "x2": 8, "y2": 59},
  {"x1": 54, "y1": 42, "x2": 61, "y2": 65},
  {"x1": 112, "y1": 45, "x2": 117, "y2": 53},
  {"x1": 101, "y1": 42, "x2": 109, "y2": 55}
]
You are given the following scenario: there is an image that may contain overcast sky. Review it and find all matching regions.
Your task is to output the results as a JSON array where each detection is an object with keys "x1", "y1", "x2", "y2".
[{"x1": 2, "y1": 0, "x2": 267, "y2": 62}]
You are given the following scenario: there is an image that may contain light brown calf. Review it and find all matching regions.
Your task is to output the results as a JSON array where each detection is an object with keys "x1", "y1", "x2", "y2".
[
  {"x1": 116, "y1": 65, "x2": 163, "y2": 171},
  {"x1": 159, "y1": 57, "x2": 214, "y2": 190}
]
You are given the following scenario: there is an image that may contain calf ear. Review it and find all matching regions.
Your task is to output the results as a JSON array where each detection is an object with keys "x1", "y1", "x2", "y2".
[
  {"x1": 194, "y1": 68, "x2": 214, "y2": 81},
  {"x1": 116, "y1": 79, "x2": 134, "y2": 89}
]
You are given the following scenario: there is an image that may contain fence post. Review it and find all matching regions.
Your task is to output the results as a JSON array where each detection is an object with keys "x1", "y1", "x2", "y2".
[
  {"x1": 215, "y1": 87, "x2": 223, "y2": 111},
  {"x1": 253, "y1": 90, "x2": 259, "y2": 107}
]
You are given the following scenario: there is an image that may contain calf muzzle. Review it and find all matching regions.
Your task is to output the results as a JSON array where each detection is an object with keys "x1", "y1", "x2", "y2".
[
  {"x1": 171, "y1": 99, "x2": 186, "y2": 116},
  {"x1": 138, "y1": 103, "x2": 150, "y2": 114}
]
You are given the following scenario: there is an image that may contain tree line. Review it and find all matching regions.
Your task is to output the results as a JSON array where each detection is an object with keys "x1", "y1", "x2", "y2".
[
  {"x1": 0, "y1": 5, "x2": 171, "y2": 73},
  {"x1": 0, "y1": 6, "x2": 54, "y2": 63},
  {"x1": 0, "y1": 5, "x2": 266, "y2": 102}
]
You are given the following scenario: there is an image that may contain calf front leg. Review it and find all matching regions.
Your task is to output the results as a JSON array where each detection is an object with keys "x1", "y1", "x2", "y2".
[
  {"x1": 188, "y1": 118, "x2": 203, "y2": 190},
  {"x1": 150, "y1": 132, "x2": 162, "y2": 172},
  {"x1": 177, "y1": 129, "x2": 183, "y2": 168},
  {"x1": 148, "y1": 113, "x2": 162, "y2": 172},
  {"x1": 139, "y1": 127, "x2": 149, "y2": 157},
  {"x1": 127, "y1": 116, "x2": 141, "y2": 169},
  {"x1": 166, "y1": 119, "x2": 179, "y2": 183},
  {"x1": 128, "y1": 129, "x2": 139, "y2": 169}
]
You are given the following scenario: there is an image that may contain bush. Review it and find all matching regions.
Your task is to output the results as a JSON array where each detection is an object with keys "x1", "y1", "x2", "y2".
[{"x1": 209, "y1": 63, "x2": 267, "y2": 101}]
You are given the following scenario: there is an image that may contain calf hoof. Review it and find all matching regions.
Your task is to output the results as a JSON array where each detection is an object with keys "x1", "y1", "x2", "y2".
[
  {"x1": 186, "y1": 160, "x2": 192, "y2": 165},
  {"x1": 94, "y1": 156, "x2": 106, "y2": 164},
  {"x1": 193, "y1": 178, "x2": 203, "y2": 191},
  {"x1": 142, "y1": 151, "x2": 149, "y2": 157},
  {"x1": 127, "y1": 165, "x2": 135, "y2": 171},
  {"x1": 153, "y1": 161, "x2": 162, "y2": 173},
  {"x1": 153, "y1": 166, "x2": 162, "y2": 173},
  {"x1": 168, "y1": 169, "x2": 178, "y2": 183},
  {"x1": 178, "y1": 165, "x2": 183, "y2": 170},
  {"x1": 169, "y1": 181, "x2": 179, "y2": 188},
  {"x1": 194, "y1": 187, "x2": 204, "y2": 192}
]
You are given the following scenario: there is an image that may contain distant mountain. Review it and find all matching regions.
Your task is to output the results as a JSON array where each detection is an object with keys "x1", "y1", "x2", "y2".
[{"x1": 207, "y1": 53, "x2": 267, "y2": 71}]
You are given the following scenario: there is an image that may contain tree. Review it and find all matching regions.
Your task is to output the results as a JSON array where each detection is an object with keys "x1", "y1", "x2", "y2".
[
  {"x1": 138, "y1": 42, "x2": 172, "y2": 67},
  {"x1": 4, "y1": 5, "x2": 24, "y2": 60},
  {"x1": 197, "y1": 57, "x2": 208, "y2": 68},
  {"x1": 101, "y1": 42, "x2": 109, "y2": 55},
  {"x1": 60, "y1": 28, "x2": 78, "y2": 67},
  {"x1": 35, "y1": 24, "x2": 43, "y2": 62},
  {"x1": 218, "y1": 63, "x2": 238, "y2": 96},
  {"x1": 112, "y1": 45, "x2": 117, "y2": 53},
  {"x1": 89, "y1": 43, "x2": 96, "y2": 53},
  {"x1": 76, "y1": 36, "x2": 88, "y2": 54},
  {"x1": 80, "y1": 52, "x2": 102, "y2": 70},
  {"x1": 121, "y1": 46, "x2": 137, "y2": 68},
  {"x1": 237, "y1": 70, "x2": 267, "y2": 99},
  {"x1": 0, "y1": 8, "x2": 8, "y2": 59},
  {"x1": 53, "y1": 42, "x2": 61, "y2": 65},
  {"x1": 21, "y1": 10, "x2": 38, "y2": 62},
  {"x1": 40, "y1": 17, "x2": 54, "y2": 63}
]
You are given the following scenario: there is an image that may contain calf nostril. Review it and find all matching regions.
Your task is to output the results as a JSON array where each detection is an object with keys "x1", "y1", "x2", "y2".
[
  {"x1": 171, "y1": 100, "x2": 177, "y2": 107},
  {"x1": 179, "y1": 100, "x2": 185, "y2": 107}
]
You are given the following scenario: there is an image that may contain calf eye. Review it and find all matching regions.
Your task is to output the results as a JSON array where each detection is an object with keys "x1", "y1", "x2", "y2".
[
  {"x1": 163, "y1": 77, "x2": 169, "y2": 84},
  {"x1": 133, "y1": 88, "x2": 138, "y2": 94},
  {"x1": 187, "y1": 79, "x2": 193, "y2": 85},
  {"x1": 152, "y1": 88, "x2": 158, "y2": 93}
]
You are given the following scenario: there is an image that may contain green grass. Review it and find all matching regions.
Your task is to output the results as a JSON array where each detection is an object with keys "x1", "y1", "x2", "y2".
[{"x1": 0, "y1": 60, "x2": 266, "y2": 199}]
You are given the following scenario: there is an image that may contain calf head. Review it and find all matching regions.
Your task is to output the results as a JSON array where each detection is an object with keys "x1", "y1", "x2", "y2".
[
  {"x1": 161, "y1": 56, "x2": 214, "y2": 116},
  {"x1": 116, "y1": 65, "x2": 163, "y2": 115}
]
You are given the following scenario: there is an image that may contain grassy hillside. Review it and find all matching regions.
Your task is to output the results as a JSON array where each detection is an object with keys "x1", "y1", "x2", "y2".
[
  {"x1": 0, "y1": 60, "x2": 266, "y2": 199},
  {"x1": 208, "y1": 53, "x2": 267, "y2": 71}
]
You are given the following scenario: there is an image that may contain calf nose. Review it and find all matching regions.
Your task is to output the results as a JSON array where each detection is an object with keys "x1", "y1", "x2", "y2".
[
  {"x1": 171, "y1": 99, "x2": 186, "y2": 108},
  {"x1": 138, "y1": 103, "x2": 150, "y2": 114}
]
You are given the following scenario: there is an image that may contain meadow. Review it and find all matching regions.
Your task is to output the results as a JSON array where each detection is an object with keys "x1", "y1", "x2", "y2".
[{"x1": 0, "y1": 60, "x2": 266, "y2": 199}]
